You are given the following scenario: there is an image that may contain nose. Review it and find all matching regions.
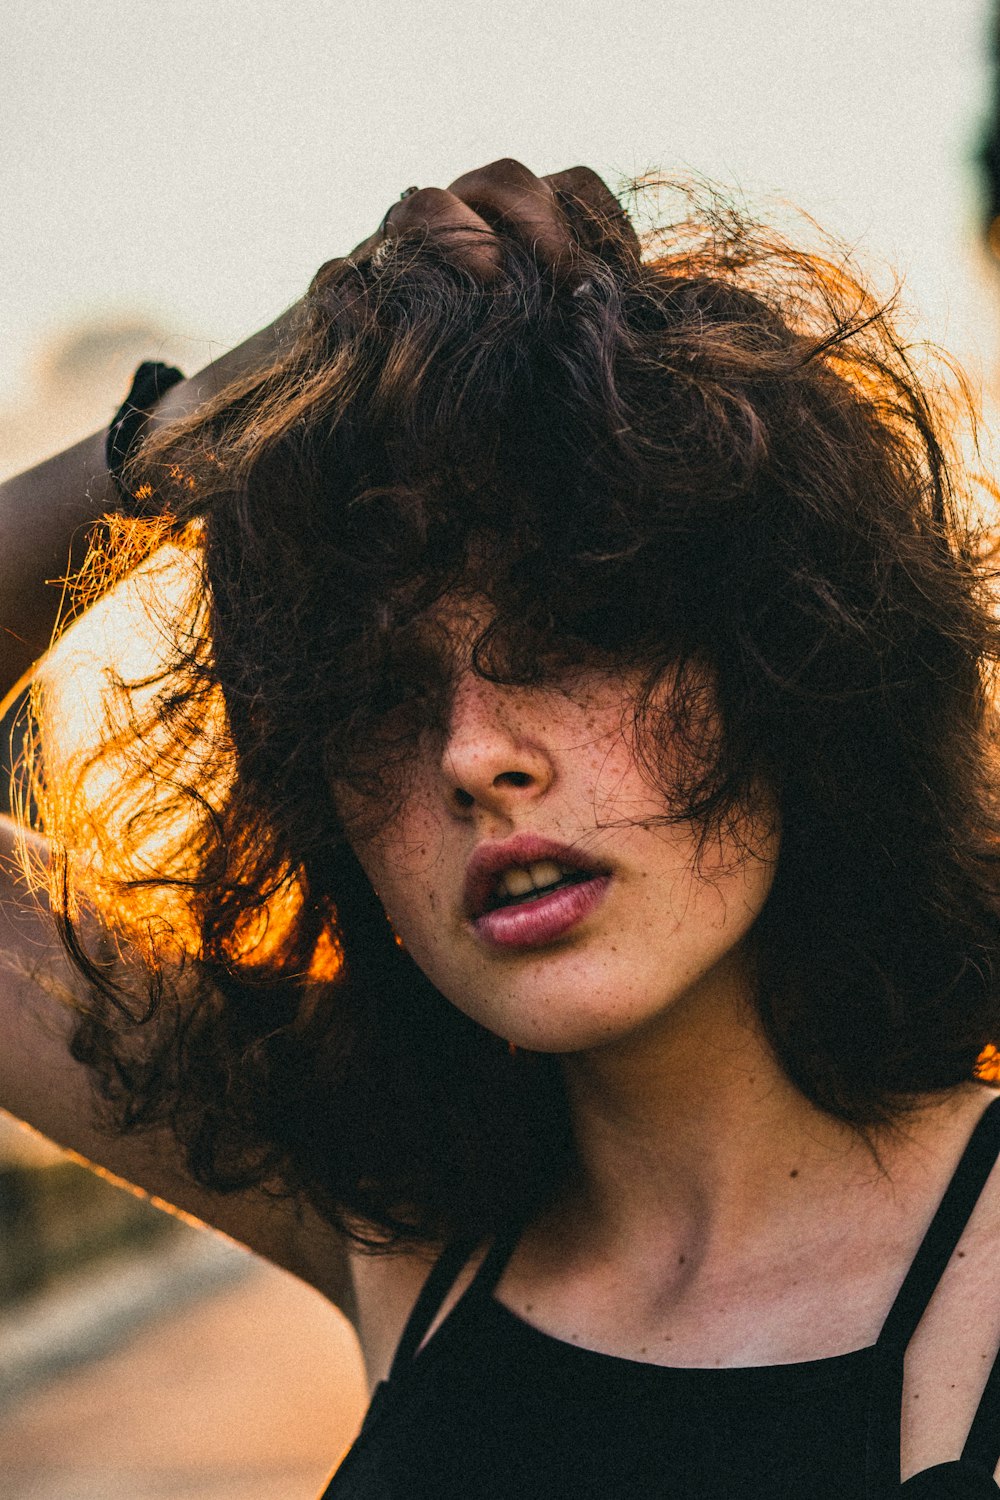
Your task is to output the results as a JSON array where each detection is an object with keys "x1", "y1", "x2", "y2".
[{"x1": 440, "y1": 671, "x2": 555, "y2": 815}]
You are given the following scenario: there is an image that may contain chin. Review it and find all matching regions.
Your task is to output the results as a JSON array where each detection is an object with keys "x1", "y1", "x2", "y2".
[
  {"x1": 458, "y1": 974, "x2": 681, "y2": 1056},
  {"x1": 454, "y1": 940, "x2": 756, "y2": 1058}
]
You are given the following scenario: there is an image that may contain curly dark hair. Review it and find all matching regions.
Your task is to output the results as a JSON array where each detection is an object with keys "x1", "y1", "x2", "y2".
[{"x1": 31, "y1": 182, "x2": 1000, "y2": 1249}]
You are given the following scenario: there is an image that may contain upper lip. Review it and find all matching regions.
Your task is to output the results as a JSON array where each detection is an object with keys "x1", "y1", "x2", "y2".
[{"x1": 463, "y1": 834, "x2": 607, "y2": 919}]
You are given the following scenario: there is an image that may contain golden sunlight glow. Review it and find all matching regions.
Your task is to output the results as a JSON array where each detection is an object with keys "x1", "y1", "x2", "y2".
[
  {"x1": 977, "y1": 1043, "x2": 1000, "y2": 1083},
  {"x1": 30, "y1": 533, "x2": 343, "y2": 983},
  {"x1": 33, "y1": 546, "x2": 208, "y2": 936}
]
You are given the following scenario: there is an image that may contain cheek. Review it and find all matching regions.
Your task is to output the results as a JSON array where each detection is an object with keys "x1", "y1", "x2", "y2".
[
  {"x1": 347, "y1": 800, "x2": 453, "y2": 943},
  {"x1": 676, "y1": 833, "x2": 778, "y2": 994},
  {"x1": 618, "y1": 805, "x2": 778, "y2": 983}
]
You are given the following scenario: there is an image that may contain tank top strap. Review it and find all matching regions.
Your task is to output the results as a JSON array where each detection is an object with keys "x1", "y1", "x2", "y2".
[
  {"x1": 960, "y1": 1333, "x2": 1000, "y2": 1478},
  {"x1": 865, "y1": 1094, "x2": 1000, "y2": 1498},
  {"x1": 878, "y1": 1098, "x2": 1000, "y2": 1355},
  {"x1": 463, "y1": 1219, "x2": 526, "y2": 1301},
  {"x1": 387, "y1": 1222, "x2": 523, "y2": 1382}
]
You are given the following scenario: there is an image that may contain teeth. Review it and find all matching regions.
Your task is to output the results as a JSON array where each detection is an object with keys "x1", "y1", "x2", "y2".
[
  {"x1": 501, "y1": 867, "x2": 535, "y2": 898},
  {"x1": 495, "y1": 860, "x2": 574, "y2": 901}
]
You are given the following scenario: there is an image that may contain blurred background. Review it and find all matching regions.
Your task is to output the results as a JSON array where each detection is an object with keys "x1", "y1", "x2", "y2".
[{"x1": 2, "y1": 1, "x2": 1000, "y2": 1496}]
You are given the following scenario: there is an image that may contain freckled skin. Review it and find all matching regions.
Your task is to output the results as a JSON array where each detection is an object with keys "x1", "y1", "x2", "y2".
[{"x1": 340, "y1": 650, "x2": 779, "y2": 1058}]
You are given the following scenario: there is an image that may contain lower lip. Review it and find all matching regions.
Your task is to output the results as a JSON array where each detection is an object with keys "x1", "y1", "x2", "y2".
[{"x1": 472, "y1": 876, "x2": 610, "y2": 951}]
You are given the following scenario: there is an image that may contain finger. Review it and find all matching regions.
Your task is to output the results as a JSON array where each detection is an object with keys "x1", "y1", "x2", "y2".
[
  {"x1": 312, "y1": 189, "x2": 504, "y2": 295},
  {"x1": 543, "y1": 165, "x2": 641, "y2": 263},
  {"x1": 382, "y1": 186, "x2": 504, "y2": 280},
  {"x1": 446, "y1": 158, "x2": 575, "y2": 275}
]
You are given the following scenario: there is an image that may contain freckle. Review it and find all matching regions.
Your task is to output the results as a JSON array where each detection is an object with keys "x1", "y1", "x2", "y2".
[
  {"x1": 525, "y1": 1303, "x2": 533, "y2": 1313},
  {"x1": 640, "y1": 1346, "x2": 648, "y2": 1355},
  {"x1": 678, "y1": 1254, "x2": 686, "y2": 1265}
]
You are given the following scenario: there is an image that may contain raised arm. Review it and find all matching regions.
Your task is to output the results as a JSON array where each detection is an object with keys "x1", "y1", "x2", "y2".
[
  {"x1": 0, "y1": 310, "x2": 299, "y2": 701},
  {"x1": 0, "y1": 813, "x2": 361, "y2": 1318},
  {"x1": 0, "y1": 161, "x2": 637, "y2": 1356},
  {"x1": 0, "y1": 160, "x2": 634, "y2": 700}
]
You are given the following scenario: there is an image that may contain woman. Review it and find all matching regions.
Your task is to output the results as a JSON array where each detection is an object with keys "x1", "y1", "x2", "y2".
[{"x1": 3, "y1": 158, "x2": 1000, "y2": 1497}]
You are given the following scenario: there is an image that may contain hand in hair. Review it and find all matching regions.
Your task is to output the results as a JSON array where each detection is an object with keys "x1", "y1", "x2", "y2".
[
  {"x1": 317, "y1": 158, "x2": 640, "y2": 287},
  {"x1": 0, "y1": 161, "x2": 634, "y2": 693}
]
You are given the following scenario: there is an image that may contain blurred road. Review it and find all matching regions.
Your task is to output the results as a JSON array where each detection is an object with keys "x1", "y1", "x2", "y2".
[{"x1": 0, "y1": 1256, "x2": 368, "y2": 1500}]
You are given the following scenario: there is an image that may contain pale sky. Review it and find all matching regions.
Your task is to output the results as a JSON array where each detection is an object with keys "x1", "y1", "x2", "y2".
[{"x1": 1, "y1": 0, "x2": 997, "y2": 470}]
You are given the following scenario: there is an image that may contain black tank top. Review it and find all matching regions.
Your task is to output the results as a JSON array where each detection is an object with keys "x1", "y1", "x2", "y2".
[{"x1": 322, "y1": 1097, "x2": 1000, "y2": 1498}]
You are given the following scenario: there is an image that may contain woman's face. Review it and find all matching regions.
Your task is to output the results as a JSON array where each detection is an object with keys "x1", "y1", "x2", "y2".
[{"x1": 337, "y1": 621, "x2": 778, "y2": 1056}]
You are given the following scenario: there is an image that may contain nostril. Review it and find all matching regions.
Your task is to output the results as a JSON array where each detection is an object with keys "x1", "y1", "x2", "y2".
[
  {"x1": 454, "y1": 787, "x2": 475, "y2": 809},
  {"x1": 496, "y1": 771, "x2": 532, "y2": 789}
]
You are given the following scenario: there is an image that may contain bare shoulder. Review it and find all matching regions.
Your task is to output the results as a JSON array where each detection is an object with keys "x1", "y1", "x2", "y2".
[
  {"x1": 347, "y1": 1238, "x2": 491, "y2": 1387},
  {"x1": 899, "y1": 1087, "x2": 1000, "y2": 1480},
  {"x1": 347, "y1": 1243, "x2": 444, "y2": 1386}
]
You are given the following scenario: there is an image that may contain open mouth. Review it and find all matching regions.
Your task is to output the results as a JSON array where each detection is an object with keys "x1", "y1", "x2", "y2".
[
  {"x1": 485, "y1": 859, "x2": 595, "y2": 913},
  {"x1": 470, "y1": 853, "x2": 611, "y2": 950}
]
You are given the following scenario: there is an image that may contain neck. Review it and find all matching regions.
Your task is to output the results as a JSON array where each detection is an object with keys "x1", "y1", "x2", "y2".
[{"x1": 557, "y1": 948, "x2": 978, "y2": 1272}]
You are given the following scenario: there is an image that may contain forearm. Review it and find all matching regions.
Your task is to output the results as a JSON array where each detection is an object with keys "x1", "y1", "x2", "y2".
[
  {"x1": 0, "y1": 305, "x2": 301, "y2": 701},
  {"x1": 145, "y1": 305, "x2": 301, "y2": 433},
  {"x1": 0, "y1": 813, "x2": 357, "y2": 1317}
]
